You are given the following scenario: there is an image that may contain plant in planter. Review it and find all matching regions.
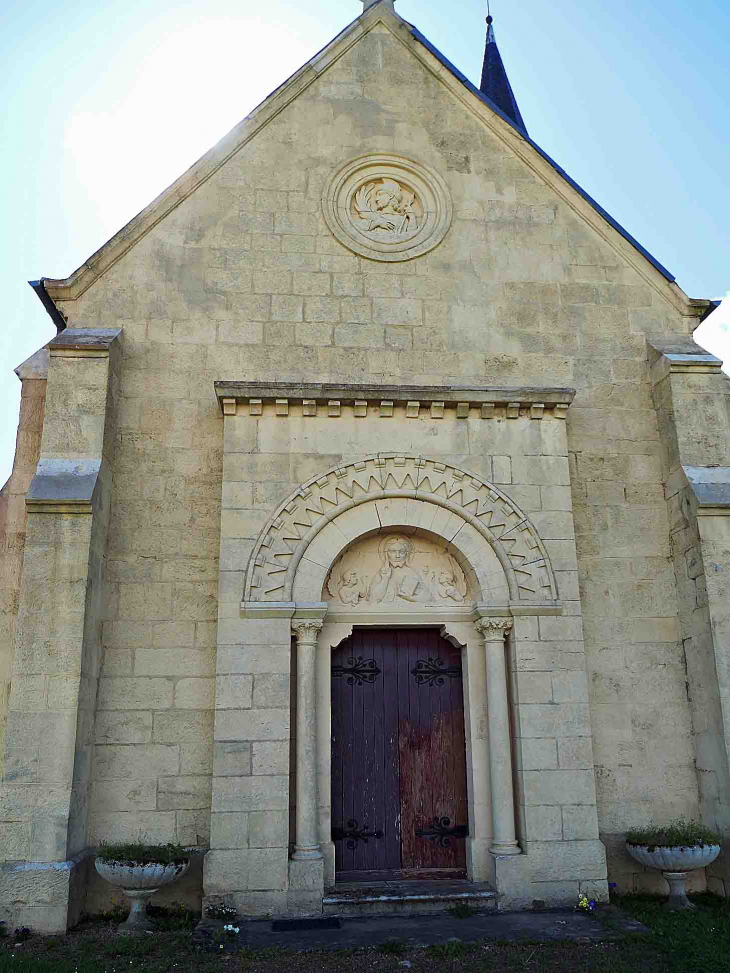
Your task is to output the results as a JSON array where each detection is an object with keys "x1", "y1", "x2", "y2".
[
  {"x1": 625, "y1": 819, "x2": 722, "y2": 910},
  {"x1": 95, "y1": 841, "x2": 191, "y2": 933}
]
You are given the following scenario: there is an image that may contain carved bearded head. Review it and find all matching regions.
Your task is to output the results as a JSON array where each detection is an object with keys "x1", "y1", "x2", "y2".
[
  {"x1": 374, "y1": 180, "x2": 402, "y2": 212},
  {"x1": 382, "y1": 535, "x2": 412, "y2": 569}
]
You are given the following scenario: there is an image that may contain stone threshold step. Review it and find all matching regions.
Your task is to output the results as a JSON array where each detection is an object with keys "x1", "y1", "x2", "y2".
[{"x1": 323, "y1": 880, "x2": 497, "y2": 916}]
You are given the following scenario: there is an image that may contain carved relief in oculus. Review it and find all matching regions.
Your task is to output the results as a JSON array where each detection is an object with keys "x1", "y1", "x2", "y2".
[
  {"x1": 322, "y1": 155, "x2": 452, "y2": 262},
  {"x1": 352, "y1": 179, "x2": 423, "y2": 239}
]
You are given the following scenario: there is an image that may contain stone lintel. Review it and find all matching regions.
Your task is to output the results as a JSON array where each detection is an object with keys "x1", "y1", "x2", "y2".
[
  {"x1": 26, "y1": 459, "x2": 101, "y2": 513},
  {"x1": 48, "y1": 328, "x2": 122, "y2": 358},
  {"x1": 291, "y1": 603, "x2": 329, "y2": 622},
  {"x1": 684, "y1": 466, "x2": 730, "y2": 515},
  {"x1": 215, "y1": 382, "x2": 575, "y2": 417},
  {"x1": 507, "y1": 601, "x2": 563, "y2": 616},
  {"x1": 325, "y1": 606, "x2": 475, "y2": 626},
  {"x1": 241, "y1": 601, "x2": 296, "y2": 619},
  {"x1": 240, "y1": 602, "x2": 329, "y2": 620}
]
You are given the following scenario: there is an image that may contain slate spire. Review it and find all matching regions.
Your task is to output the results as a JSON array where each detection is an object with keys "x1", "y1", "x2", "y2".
[{"x1": 480, "y1": 13, "x2": 527, "y2": 134}]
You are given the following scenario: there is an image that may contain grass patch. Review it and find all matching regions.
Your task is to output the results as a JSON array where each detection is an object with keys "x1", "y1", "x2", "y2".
[
  {"x1": 376, "y1": 937, "x2": 408, "y2": 955},
  {"x1": 427, "y1": 938, "x2": 471, "y2": 959},
  {"x1": 616, "y1": 892, "x2": 730, "y2": 973},
  {"x1": 0, "y1": 894, "x2": 726, "y2": 973},
  {"x1": 448, "y1": 902, "x2": 476, "y2": 919}
]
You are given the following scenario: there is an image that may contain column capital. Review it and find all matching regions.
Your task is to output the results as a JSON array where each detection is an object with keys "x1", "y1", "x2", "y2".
[
  {"x1": 292, "y1": 618, "x2": 324, "y2": 642},
  {"x1": 474, "y1": 616, "x2": 512, "y2": 641}
]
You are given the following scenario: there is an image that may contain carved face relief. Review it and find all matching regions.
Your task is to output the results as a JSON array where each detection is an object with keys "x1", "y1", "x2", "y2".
[
  {"x1": 352, "y1": 178, "x2": 423, "y2": 241},
  {"x1": 326, "y1": 532, "x2": 469, "y2": 610},
  {"x1": 323, "y1": 155, "x2": 452, "y2": 262}
]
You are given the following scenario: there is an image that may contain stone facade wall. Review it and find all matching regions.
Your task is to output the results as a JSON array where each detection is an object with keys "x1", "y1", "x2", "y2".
[
  {"x1": 209, "y1": 415, "x2": 605, "y2": 911},
  {"x1": 33, "y1": 17, "x2": 705, "y2": 900}
]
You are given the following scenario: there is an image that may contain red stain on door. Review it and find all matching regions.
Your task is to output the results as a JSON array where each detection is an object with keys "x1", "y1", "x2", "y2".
[{"x1": 331, "y1": 629, "x2": 468, "y2": 881}]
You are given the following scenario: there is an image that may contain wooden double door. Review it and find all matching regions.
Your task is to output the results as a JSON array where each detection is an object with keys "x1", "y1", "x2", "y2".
[{"x1": 331, "y1": 629, "x2": 468, "y2": 881}]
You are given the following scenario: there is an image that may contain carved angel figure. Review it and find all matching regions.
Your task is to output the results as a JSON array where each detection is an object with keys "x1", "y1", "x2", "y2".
[
  {"x1": 436, "y1": 555, "x2": 467, "y2": 603},
  {"x1": 337, "y1": 570, "x2": 368, "y2": 606},
  {"x1": 353, "y1": 179, "x2": 419, "y2": 235}
]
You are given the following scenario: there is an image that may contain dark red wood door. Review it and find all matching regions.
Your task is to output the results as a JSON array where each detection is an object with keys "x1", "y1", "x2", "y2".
[{"x1": 331, "y1": 629, "x2": 468, "y2": 881}]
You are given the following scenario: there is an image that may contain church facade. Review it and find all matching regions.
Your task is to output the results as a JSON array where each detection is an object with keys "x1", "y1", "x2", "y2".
[{"x1": 1, "y1": 0, "x2": 729, "y2": 933}]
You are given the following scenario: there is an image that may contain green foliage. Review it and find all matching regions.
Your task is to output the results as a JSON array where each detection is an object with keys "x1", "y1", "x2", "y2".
[
  {"x1": 625, "y1": 818, "x2": 722, "y2": 851},
  {"x1": 95, "y1": 840, "x2": 190, "y2": 866},
  {"x1": 427, "y1": 939, "x2": 471, "y2": 959},
  {"x1": 376, "y1": 938, "x2": 407, "y2": 955},
  {"x1": 448, "y1": 901, "x2": 476, "y2": 919},
  {"x1": 85, "y1": 903, "x2": 128, "y2": 923},
  {"x1": 619, "y1": 892, "x2": 730, "y2": 973},
  {"x1": 147, "y1": 903, "x2": 199, "y2": 931},
  {"x1": 205, "y1": 902, "x2": 238, "y2": 922}
]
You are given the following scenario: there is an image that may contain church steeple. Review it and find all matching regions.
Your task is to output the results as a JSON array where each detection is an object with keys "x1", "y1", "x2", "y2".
[{"x1": 479, "y1": 13, "x2": 527, "y2": 134}]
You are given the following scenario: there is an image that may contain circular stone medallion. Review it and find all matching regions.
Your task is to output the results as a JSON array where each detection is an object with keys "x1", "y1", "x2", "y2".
[{"x1": 322, "y1": 155, "x2": 452, "y2": 262}]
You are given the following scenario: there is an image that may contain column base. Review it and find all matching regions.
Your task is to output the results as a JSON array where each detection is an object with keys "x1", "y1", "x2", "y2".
[
  {"x1": 287, "y1": 857, "x2": 324, "y2": 915},
  {"x1": 489, "y1": 851, "x2": 532, "y2": 911},
  {"x1": 291, "y1": 847, "x2": 323, "y2": 861},
  {"x1": 490, "y1": 842, "x2": 522, "y2": 856}
]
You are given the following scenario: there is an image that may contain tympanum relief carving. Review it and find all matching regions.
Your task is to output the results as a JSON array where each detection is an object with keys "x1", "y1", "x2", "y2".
[{"x1": 326, "y1": 533, "x2": 469, "y2": 610}]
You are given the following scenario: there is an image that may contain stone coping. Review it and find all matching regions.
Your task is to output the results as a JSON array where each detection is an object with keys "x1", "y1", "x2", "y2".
[
  {"x1": 26, "y1": 458, "x2": 101, "y2": 513},
  {"x1": 215, "y1": 382, "x2": 575, "y2": 419},
  {"x1": 14, "y1": 348, "x2": 49, "y2": 381},
  {"x1": 684, "y1": 466, "x2": 730, "y2": 514},
  {"x1": 647, "y1": 335, "x2": 724, "y2": 381},
  {"x1": 48, "y1": 328, "x2": 122, "y2": 357}
]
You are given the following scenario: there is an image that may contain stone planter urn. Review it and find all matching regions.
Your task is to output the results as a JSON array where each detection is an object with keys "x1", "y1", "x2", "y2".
[
  {"x1": 95, "y1": 858, "x2": 190, "y2": 932},
  {"x1": 626, "y1": 843, "x2": 721, "y2": 910}
]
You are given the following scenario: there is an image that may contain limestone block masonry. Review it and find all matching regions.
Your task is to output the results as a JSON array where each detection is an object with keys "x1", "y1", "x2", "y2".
[
  {"x1": 1, "y1": 0, "x2": 728, "y2": 932},
  {"x1": 209, "y1": 382, "x2": 607, "y2": 913}
]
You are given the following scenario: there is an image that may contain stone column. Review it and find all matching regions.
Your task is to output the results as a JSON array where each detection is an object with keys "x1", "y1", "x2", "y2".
[
  {"x1": 291, "y1": 618, "x2": 324, "y2": 860},
  {"x1": 475, "y1": 617, "x2": 521, "y2": 856}
]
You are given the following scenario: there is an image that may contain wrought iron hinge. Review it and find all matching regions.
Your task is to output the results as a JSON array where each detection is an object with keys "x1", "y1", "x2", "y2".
[
  {"x1": 332, "y1": 819, "x2": 384, "y2": 849},
  {"x1": 411, "y1": 657, "x2": 461, "y2": 686},
  {"x1": 415, "y1": 816, "x2": 468, "y2": 847},
  {"x1": 332, "y1": 656, "x2": 381, "y2": 686}
]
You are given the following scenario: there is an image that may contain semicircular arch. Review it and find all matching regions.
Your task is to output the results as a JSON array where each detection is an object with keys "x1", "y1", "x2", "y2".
[{"x1": 244, "y1": 455, "x2": 558, "y2": 604}]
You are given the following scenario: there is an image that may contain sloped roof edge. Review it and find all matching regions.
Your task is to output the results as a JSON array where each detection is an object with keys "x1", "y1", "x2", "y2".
[
  {"x1": 410, "y1": 26, "x2": 676, "y2": 283},
  {"x1": 32, "y1": 0, "x2": 715, "y2": 326}
]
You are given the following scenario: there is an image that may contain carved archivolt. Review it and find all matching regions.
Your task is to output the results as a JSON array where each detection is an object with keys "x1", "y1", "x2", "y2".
[
  {"x1": 244, "y1": 455, "x2": 557, "y2": 604},
  {"x1": 322, "y1": 155, "x2": 452, "y2": 262}
]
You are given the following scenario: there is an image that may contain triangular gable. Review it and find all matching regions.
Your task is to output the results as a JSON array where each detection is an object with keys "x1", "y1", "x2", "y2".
[
  {"x1": 33, "y1": 0, "x2": 714, "y2": 325},
  {"x1": 409, "y1": 26, "x2": 672, "y2": 281}
]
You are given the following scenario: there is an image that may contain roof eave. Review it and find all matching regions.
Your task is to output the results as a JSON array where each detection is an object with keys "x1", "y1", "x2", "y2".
[{"x1": 29, "y1": 279, "x2": 67, "y2": 333}]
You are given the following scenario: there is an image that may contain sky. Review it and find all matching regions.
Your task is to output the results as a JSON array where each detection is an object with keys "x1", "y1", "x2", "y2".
[{"x1": 1, "y1": 0, "x2": 729, "y2": 486}]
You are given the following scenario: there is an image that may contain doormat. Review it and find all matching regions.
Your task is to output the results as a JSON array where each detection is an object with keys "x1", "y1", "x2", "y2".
[{"x1": 271, "y1": 917, "x2": 342, "y2": 932}]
